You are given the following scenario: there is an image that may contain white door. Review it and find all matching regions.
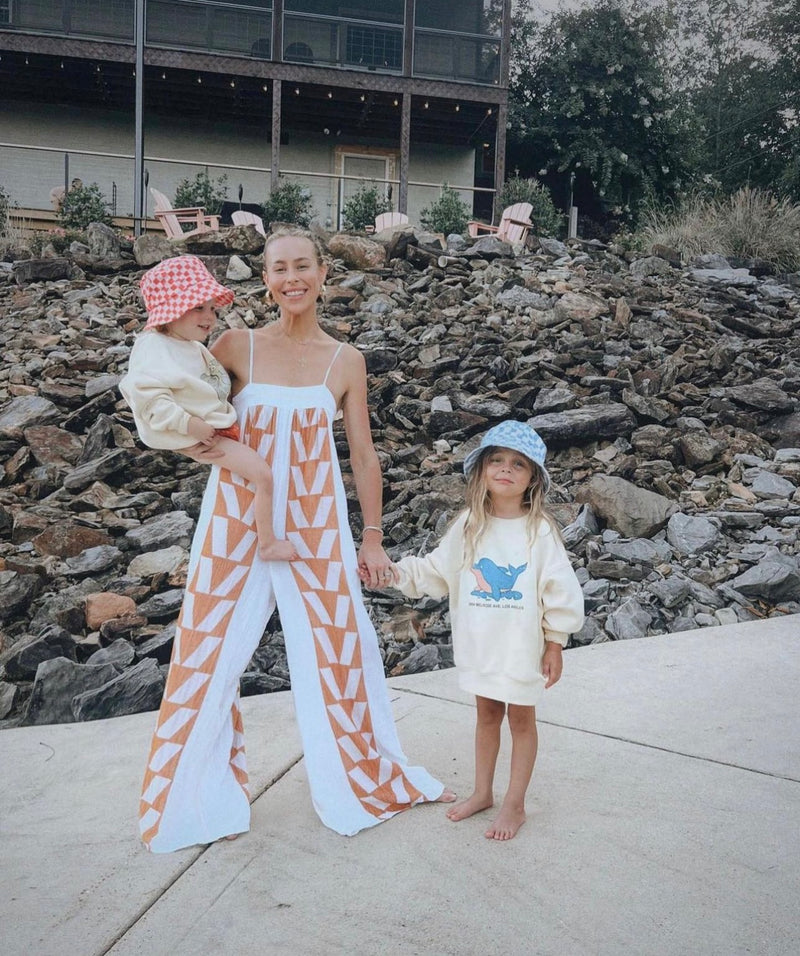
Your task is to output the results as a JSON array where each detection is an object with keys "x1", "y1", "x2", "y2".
[{"x1": 337, "y1": 152, "x2": 394, "y2": 229}]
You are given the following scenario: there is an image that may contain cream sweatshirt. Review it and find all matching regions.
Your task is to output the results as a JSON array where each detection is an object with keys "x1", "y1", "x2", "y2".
[
  {"x1": 119, "y1": 331, "x2": 237, "y2": 450},
  {"x1": 394, "y1": 512, "x2": 585, "y2": 705}
]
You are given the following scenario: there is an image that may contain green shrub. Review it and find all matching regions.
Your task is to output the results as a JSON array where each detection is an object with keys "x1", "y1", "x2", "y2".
[
  {"x1": 57, "y1": 182, "x2": 112, "y2": 229},
  {"x1": 28, "y1": 228, "x2": 88, "y2": 256},
  {"x1": 342, "y1": 182, "x2": 392, "y2": 231},
  {"x1": 635, "y1": 188, "x2": 800, "y2": 271},
  {"x1": 263, "y1": 179, "x2": 315, "y2": 228},
  {"x1": 174, "y1": 171, "x2": 229, "y2": 216},
  {"x1": 420, "y1": 184, "x2": 470, "y2": 235},
  {"x1": 497, "y1": 176, "x2": 563, "y2": 238}
]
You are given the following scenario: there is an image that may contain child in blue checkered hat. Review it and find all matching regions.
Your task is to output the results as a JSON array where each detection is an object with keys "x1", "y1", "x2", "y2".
[{"x1": 379, "y1": 420, "x2": 584, "y2": 841}]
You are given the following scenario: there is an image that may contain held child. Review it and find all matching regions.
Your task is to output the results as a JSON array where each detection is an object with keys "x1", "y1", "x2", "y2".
[
  {"x1": 119, "y1": 255, "x2": 296, "y2": 562},
  {"x1": 387, "y1": 421, "x2": 584, "y2": 840}
]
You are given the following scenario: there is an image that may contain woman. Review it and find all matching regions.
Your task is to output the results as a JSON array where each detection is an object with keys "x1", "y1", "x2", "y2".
[{"x1": 138, "y1": 228, "x2": 451, "y2": 852}]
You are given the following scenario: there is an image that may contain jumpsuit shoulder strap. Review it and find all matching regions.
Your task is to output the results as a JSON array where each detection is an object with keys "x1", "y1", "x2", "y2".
[
  {"x1": 322, "y1": 342, "x2": 345, "y2": 386},
  {"x1": 247, "y1": 328, "x2": 255, "y2": 384}
]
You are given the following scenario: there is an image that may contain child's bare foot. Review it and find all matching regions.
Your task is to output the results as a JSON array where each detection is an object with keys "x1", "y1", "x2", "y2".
[
  {"x1": 446, "y1": 792, "x2": 493, "y2": 822},
  {"x1": 436, "y1": 788, "x2": 457, "y2": 803},
  {"x1": 485, "y1": 805, "x2": 526, "y2": 841},
  {"x1": 259, "y1": 539, "x2": 298, "y2": 562}
]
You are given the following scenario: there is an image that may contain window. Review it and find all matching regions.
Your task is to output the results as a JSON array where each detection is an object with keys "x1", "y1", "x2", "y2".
[
  {"x1": 345, "y1": 25, "x2": 402, "y2": 70},
  {"x1": 0, "y1": 0, "x2": 12, "y2": 25}
]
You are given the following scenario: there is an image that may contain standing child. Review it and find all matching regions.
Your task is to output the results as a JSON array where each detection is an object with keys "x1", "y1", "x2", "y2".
[
  {"x1": 385, "y1": 421, "x2": 584, "y2": 841},
  {"x1": 120, "y1": 255, "x2": 296, "y2": 562}
]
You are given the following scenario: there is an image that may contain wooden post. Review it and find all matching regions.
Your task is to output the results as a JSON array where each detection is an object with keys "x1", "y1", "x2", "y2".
[{"x1": 271, "y1": 79, "x2": 281, "y2": 192}]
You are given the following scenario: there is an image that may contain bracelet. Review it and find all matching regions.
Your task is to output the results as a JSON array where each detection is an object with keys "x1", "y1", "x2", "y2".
[{"x1": 362, "y1": 525, "x2": 384, "y2": 538}]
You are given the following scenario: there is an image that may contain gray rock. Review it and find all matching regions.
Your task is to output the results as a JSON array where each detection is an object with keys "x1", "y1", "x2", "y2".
[
  {"x1": 648, "y1": 575, "x2": 692, "y2": 609},
  {"x1": 605, "y1": 599, "x2": 652, "y2": 640},
  {"x1": 72, "y1": 657, "x2": 164, "y2": 720},
  {"x1": 226, "y1": 254, "x2": 253, "y2": 281},
  {"x1": 125, "y1": 511, "x2": 196, "y2": 551},
  {"x1": 666, "y1": 513, "x2": 722, "y2": 555},
  {"x1": 690, "y1": 268, "x2": 758, "y2": 287},
  {"x1": 630, "y1": 256, "x2": 673, "y2": 277},
  {"x1": 0, "y1": 571, "x2": 44, "y2": 622},
  {"x1": 495, "y1": 286, "x2": 551, "y2": 310},
  {"x1": 137, "y1": 588, "x2": 185, "y2": 621},
  {"x1": 528, "y1": 404, "x2": 636, "y2": 447},
  {"x1": 86, "y1": 638, "x2": 136, "y2": 669},
  {"x1": 533, "y1": 387, "x2": 576, "y2": 414},
  {"x1": 0, "y1": 395, "x2": 60, "y2": 436},
  {"x1": 24, "y1": 657, "x2": 119, "y2": 725},
  {"x1": 87, "y1": 222, "x2": 121, "y2": 259},
  {"x1": 577, "y1": 475, "x2": 677, "y2": 538},
  {"x1": 63, "y1": 545, "x2": 123, "y2": 578},
  {"x1": 724, "y1": 378, "x2": 794, "y2": 413},
  {"x1": 728, "y1": 561, "x2": 800, "y2": 604},
  {"x1": 748, "y1": 470, "x2": 796, "y2": 501}
]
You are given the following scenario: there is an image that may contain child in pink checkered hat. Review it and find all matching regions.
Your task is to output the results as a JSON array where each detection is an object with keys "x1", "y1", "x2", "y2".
[{"x1": 120, "y1": 255, "x2": 297, "y2": 562}]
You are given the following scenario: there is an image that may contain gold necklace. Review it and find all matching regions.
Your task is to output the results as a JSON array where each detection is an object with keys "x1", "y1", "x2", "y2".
[{"x1": 279, "y1": 324, "x2": 317, "y2": 368}]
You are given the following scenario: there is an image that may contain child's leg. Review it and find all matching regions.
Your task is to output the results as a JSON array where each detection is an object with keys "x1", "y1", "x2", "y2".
[
  {"x1": 447, "y1": 695, "x2": 505, "y2": 822},
  {"x1": 209, "y1": 437, "x2": 297, "y2": 561},
  {"x1": 485, "y1": 703, "x2": 537, "y2": 841}
]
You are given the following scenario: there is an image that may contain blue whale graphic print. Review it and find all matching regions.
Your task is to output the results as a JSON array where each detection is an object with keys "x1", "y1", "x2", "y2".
[{"x1": 470, "y1": 557, "x2": 527, "y2": 601}]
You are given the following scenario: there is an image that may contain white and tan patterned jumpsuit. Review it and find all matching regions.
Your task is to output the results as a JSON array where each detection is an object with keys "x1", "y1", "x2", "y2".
[{"x1": 139, "y1": 335, "x2": 444, "y2": 852}]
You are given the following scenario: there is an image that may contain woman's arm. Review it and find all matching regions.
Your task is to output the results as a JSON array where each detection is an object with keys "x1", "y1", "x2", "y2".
[
  {"x1": 339, "y1": 346, "x2": 393, "y2": 589},
  {"x1": 210, "y1": 328, "x2": 250, "y2": 390}
]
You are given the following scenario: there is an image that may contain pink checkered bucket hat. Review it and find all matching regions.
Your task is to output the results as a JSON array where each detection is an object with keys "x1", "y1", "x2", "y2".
[{"x1": 140, "y1": 255, "x2": 234, "y2": 330}]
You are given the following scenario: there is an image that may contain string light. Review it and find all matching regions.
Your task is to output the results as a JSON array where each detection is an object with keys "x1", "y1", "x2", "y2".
[
  {"x1": 197, "y1": 76, "x2": 202, "y2": 84},
  {"x1": 295, "y1": 87, "x2": 300, "y2": 94},
  {"x1": 360, "y1": 94, "x2": 365, "y2": 101},
  {"x1": 424, "y1": 100, "x2": 429, "y2": 108},
  {"x1": 230, "y1": 79, "x2": 235, "y2": 88},
  {"x1": 393, "y1": 98, "x2": 398, "y2": 106},
  {"x1": 327, "y1": 91, "x2": 333, "y2": 98},
  {"x1": 455, "y1": 104, "x2": 460, "y2": 112},
  {"x1": 263, "y1": 84, "x2": 268, "y2": 91}
]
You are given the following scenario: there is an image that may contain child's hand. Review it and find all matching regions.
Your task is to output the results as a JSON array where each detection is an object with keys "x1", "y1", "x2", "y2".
[
  {"x1": 186, "y1": 416, "x2": 217, "y2": 445},
  {"x1": 542, "y1": 641, "x2": 563, "y2": 689}
]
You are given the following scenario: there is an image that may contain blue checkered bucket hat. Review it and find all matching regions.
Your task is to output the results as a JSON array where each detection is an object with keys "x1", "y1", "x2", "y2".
[{"x1": 463, "y1": 420, "x2": 550, "y2": 492}]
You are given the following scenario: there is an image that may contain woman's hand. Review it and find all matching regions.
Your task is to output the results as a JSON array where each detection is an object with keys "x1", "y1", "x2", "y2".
[{"x1": 358, "y1": 539, "x2": 396, "y2": 589}]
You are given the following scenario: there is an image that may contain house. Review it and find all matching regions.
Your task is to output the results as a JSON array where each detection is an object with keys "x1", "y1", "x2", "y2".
[{"x1": 0, "y1": 1, "x2": 511, "y2": 231}]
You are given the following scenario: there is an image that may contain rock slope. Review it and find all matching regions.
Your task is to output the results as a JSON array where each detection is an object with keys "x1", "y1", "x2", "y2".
[{"x1": 0, "y1": 224, "x2": 798, "y2": 726}]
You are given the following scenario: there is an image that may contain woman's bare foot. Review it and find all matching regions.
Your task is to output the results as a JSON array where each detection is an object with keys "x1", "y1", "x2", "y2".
[
  {"x1": 436, "y1": 788, "x2": 457, "y2": 803},
  {"x1": 446, "y1": 792, "x2": 493, "y2": 822},
  {"x1": 259, "y1": 539, "x2": 298, "y2": 562},
  {"x1": 485, "y1": 805, "x2": 526, "y2": 841}
]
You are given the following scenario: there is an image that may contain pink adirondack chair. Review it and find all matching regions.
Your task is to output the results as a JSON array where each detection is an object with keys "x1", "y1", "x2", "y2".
[
  {"x1": 374, "y1": 211, "x2": 409, "y2": 232},
  {"x1": 467, "y1": 202, "x2": 534, "y2": 244},
  {"x1": 231, "y1": 210, "x2": 267, "y2": 236},
  {"x1": 150, "y1": 187, "x2": 220, "y2": 238}
]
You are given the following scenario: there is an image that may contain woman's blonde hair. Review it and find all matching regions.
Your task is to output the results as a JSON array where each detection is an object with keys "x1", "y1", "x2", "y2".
[
  {"x1": 262, "y1": 226, "x2": 326, "y2": 268},
  {"x1": 460, "y1": 446, "x2": 557, "y2": 568}
]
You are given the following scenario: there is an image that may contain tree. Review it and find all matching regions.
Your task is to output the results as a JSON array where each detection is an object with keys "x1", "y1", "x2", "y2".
[
  {"x1": 664, "y1": 0, "x2": 788, "y2": 195},
  {"x1": 508, "y1": 0, "x2": 689, "y2": 228},
  {"x1": 758, "y1": 0, "x2": 800, "y2": 198}
]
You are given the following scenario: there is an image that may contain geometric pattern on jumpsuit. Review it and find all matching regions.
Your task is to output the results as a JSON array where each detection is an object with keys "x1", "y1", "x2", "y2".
[{"x1": 139, "y1": 333, "x2": 444, "y2": 851}]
